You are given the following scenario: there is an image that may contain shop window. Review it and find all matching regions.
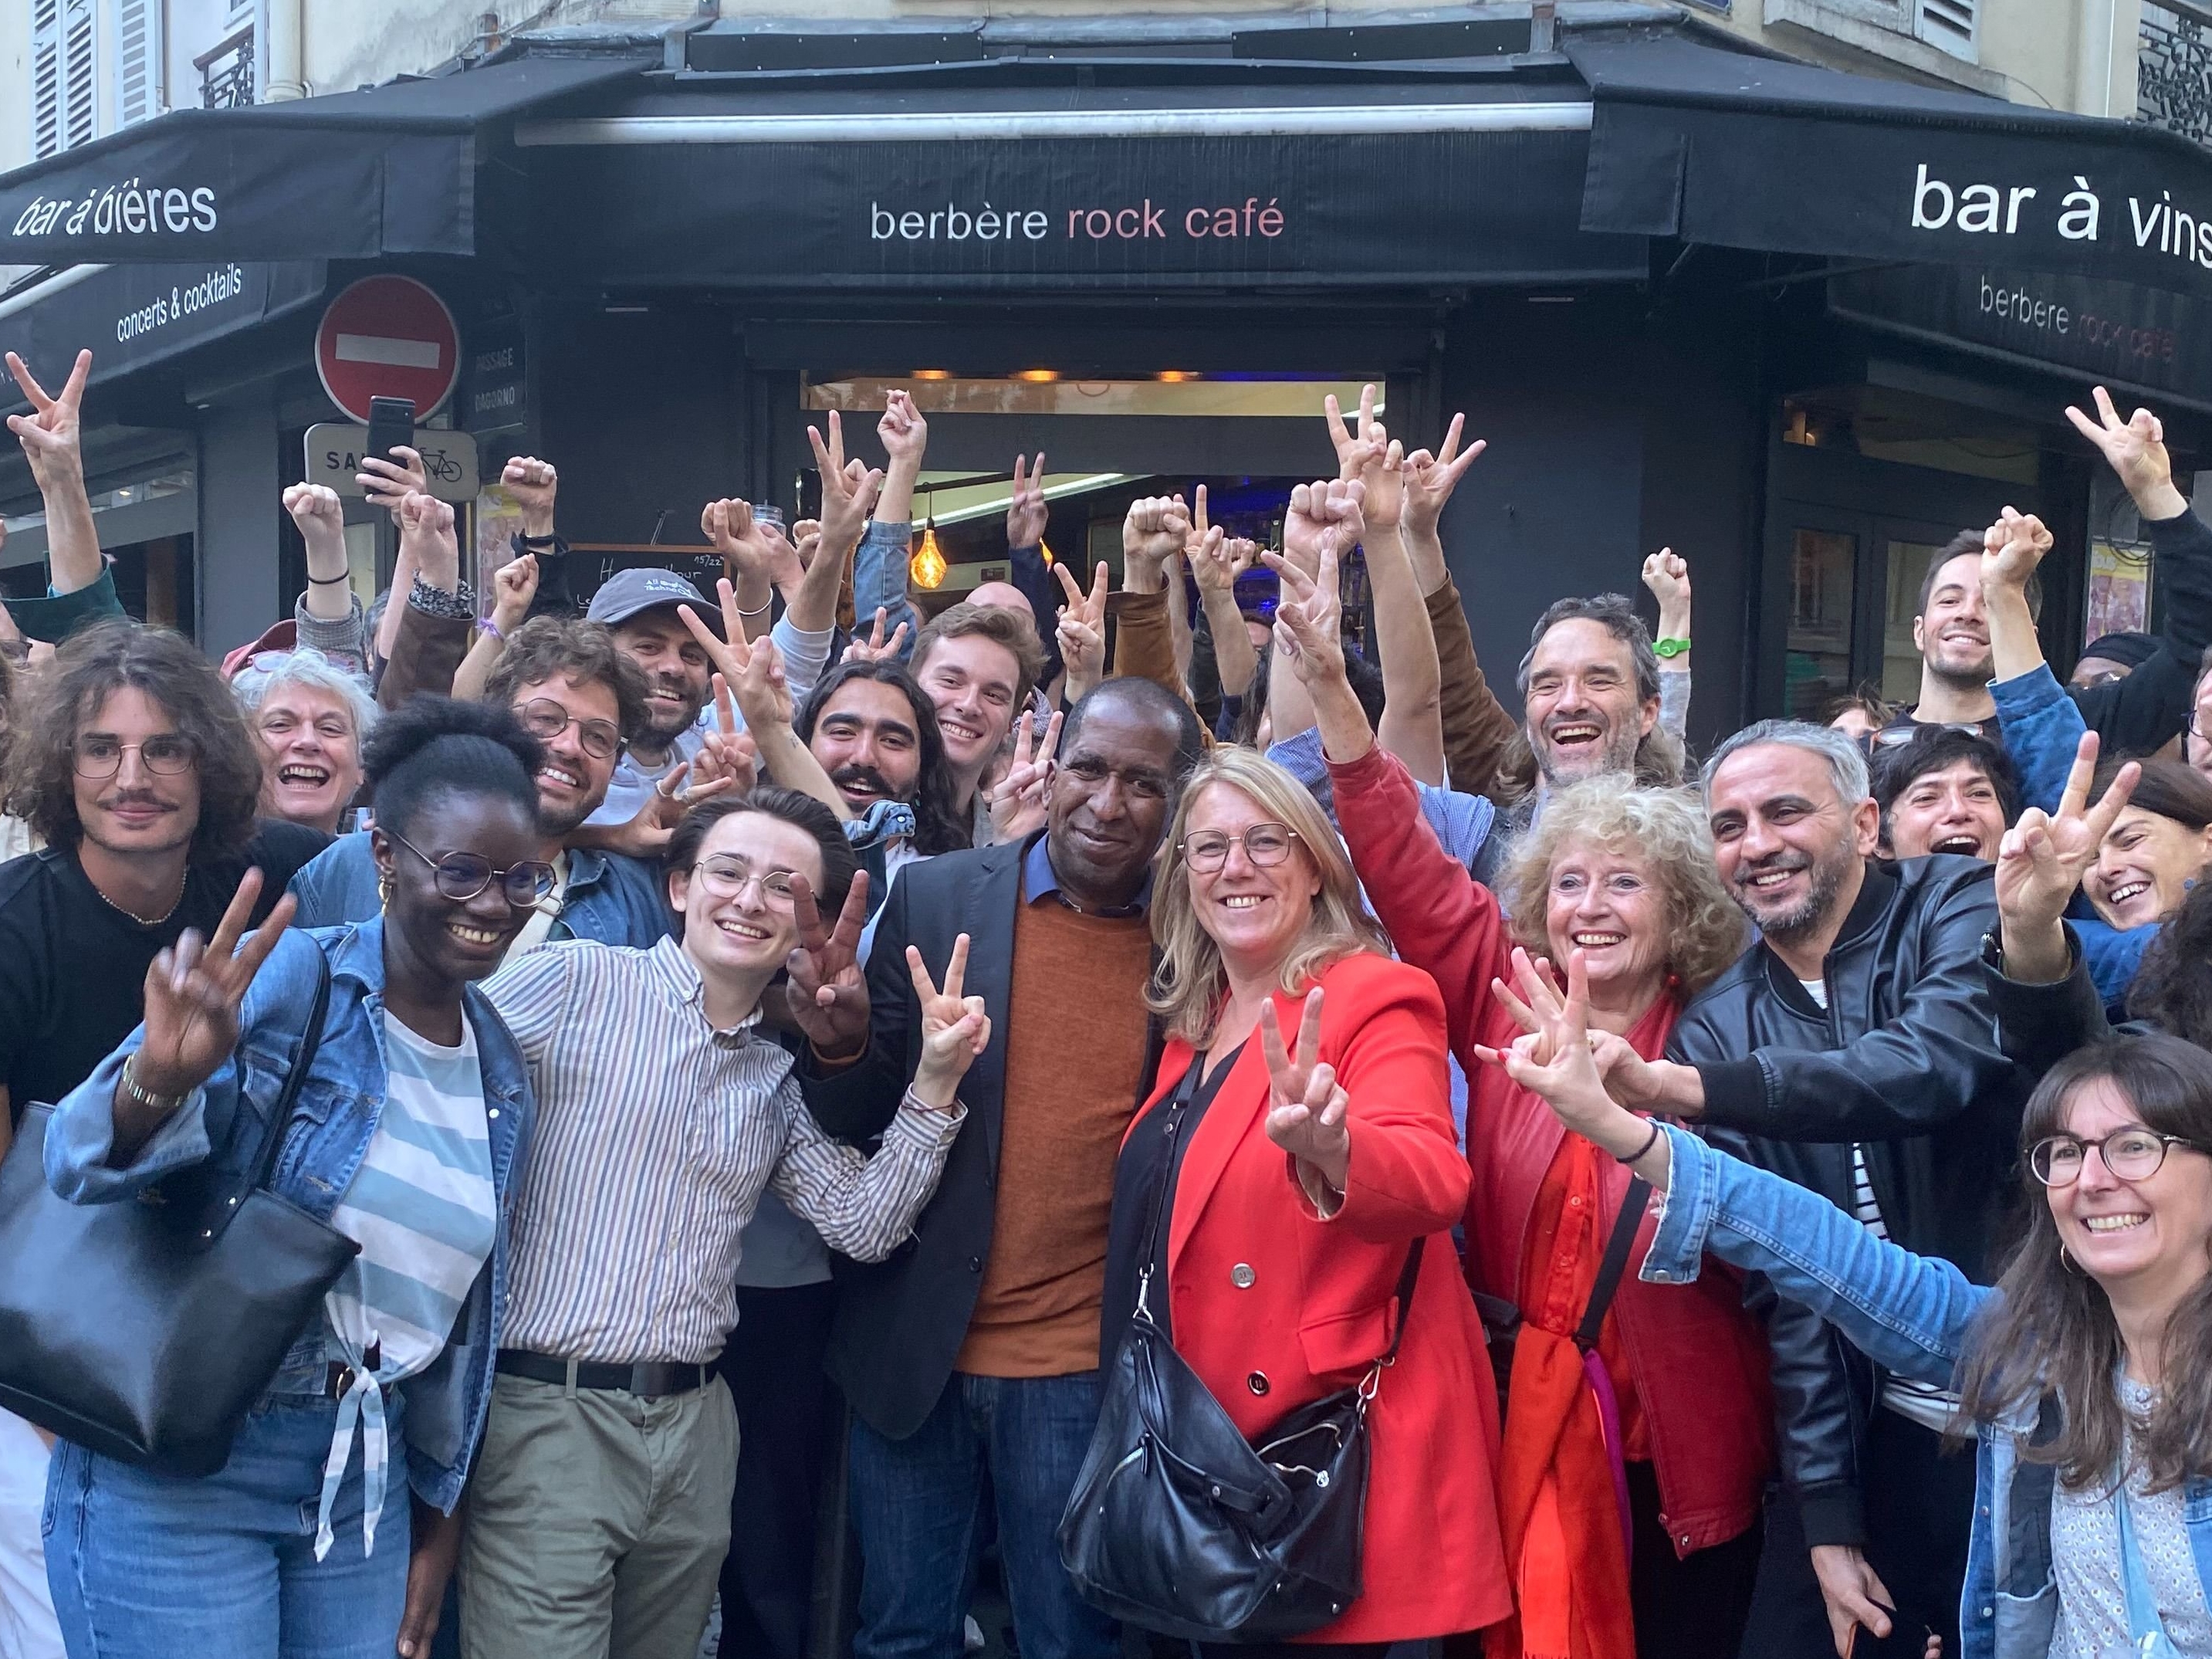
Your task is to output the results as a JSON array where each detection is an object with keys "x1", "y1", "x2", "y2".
[
  {"x1": 1881, "y1": 538, "x2": 1946, "y2": 702},
  {"x1": 1786, "y1": 528, "x2": 1858, "y2": 719},
  {"x1": 802, "y1": 375, "x2": 1378, "y2": 420}
]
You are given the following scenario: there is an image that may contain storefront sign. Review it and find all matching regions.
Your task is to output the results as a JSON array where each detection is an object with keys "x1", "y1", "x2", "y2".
[
  {"x1": 1828, "y1": 264, "x2": 2212, "y2": 405},
  {"x1": 305, "y1": 423, "x2": 479, "y2": 503},
  {"x1": 0, "y1": 259, "x2": 324, "y2": 411},
  {"x1": 525, "y1": 128, "x2": 1645, "y2": 289},
  {"x1": 462, "y1": 317, "x2": 526, "y2": 438}
]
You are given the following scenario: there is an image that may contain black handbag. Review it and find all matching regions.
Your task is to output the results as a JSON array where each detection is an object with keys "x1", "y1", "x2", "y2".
[
  {"x1": 0, "y1": 953, "x2": 358, "y2": 1478},
  {"x1": 1057, "y1": 1058, "x2": 1426, "y2": 1642}
]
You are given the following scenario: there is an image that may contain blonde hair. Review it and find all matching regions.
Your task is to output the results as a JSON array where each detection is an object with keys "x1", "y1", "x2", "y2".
[
  {"x1": 1497, "y1": 775, "x2": 1747, "y2": 997},
  {"x1": 1147, "y1": 748, "x2": 1388, "y2": 1046}
]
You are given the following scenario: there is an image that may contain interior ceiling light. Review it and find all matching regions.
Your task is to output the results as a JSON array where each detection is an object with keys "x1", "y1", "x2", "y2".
[
  {"x1": 1155, "y1": 371, "x2": 1199, "y2": 382},
  {"x1": 1016, "y1": 368, "x2": 1060, "y2": 383},
  {"x1": 910, "y1": 518, "x2": 947, "y2": 590},
  {"x1": 912, "y1": 368, "x2": 952, "y2": 380}
]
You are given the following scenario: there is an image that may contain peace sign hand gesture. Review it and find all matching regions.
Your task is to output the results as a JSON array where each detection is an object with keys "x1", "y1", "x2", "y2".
[
  {"x1": 5, "y1": 348, "x2": 90, "y2": 492},
  {"x1": 810, "y1": 411, "x2": 886, "y2": 560},
  {"x1": 1324, "y1": 384, "x2": 1387, "y2": 485},
  {"x1": 1007, "y1": 452, "x2": 1049, "y2": 549},
  {"x1": 1997, "y1": 731, "x2": 2139, "y2": 962},
  {"x1": 1054, "y1": 560, "x2": 1111, "y2": 703},
  {"x1": 1401, "y1": 414, "x2": 1486, "y2": 540},
  {"x1": 1263, "y1": 540, "x2": 1345, "y2": 689},
  {"x1": 129, "y1": 869, "x2": 298, "y2": 1109},
  {"x1": 2066, "y1": 385, "x2": 2186, "y2": 518},
  {"x1": 843, "y1": 606, "x2": 910, "y2": 665},
  {"x1": 783, "y1": 868, "x2": 874, "y2": 1061},
  {"x1": 1472, "y1": 951, "x2": 1659, "y2": 1166},
  {"x1": 1260, "y1": 989, "x2": 1352, "y2": 1199},
  {"x1": 907, "y1": 935, "x2": 990, "y2": 1110},
  {"x1": 989, "y1": 709, "x2": 1062, "y2": 843}
]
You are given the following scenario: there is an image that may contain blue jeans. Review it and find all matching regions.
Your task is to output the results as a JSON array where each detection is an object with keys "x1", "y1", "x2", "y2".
[
  {"x1": 42, "y1": 1392, "x2": 411, "y2": 1659},
  {"x1": 849, "y1": 1371, "x2": 1118, "y2": 1659}
]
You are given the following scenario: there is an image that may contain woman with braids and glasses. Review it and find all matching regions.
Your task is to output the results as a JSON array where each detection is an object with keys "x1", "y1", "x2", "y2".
[
  {"x1": 1097, "y1": 744, "x2": 1510, "y2": 1654},
  {"x1": 41, "y1": 696, "x2": 554, "y2": 1659},
  {"x1": 1493, "y1": 940, "x2": 2212, "y2": 1659}
]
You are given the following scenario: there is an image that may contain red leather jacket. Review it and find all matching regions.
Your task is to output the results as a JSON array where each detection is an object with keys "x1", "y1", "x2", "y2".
[{"x1": 1329, "y1": 743, "x2": 1773, "y2": 1556}]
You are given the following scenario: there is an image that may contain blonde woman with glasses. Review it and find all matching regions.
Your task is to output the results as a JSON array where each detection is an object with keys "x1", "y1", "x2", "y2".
[{"x1": 1094, "y1": 746, "x2": 1510, "y2": 1657}]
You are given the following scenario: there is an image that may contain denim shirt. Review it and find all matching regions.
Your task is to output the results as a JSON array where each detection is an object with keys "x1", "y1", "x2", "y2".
[
  {"x1": 286, "y1": 829, "x2": 672, "y2": 949},
  {"x1": 1644, "y1": 1123, "x2": 2212, "y2": 1659},
  {"x1": 43, "y1": 919, "x2": 536, "y2": 1515},
  {"x1": 854, "y1": 519, "x2": 922, "y2": 661}
]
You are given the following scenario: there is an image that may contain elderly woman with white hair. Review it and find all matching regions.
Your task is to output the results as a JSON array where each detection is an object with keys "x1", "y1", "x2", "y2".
[{"x1": 228, "y1": 646, "x2": 377, "y2": 835}]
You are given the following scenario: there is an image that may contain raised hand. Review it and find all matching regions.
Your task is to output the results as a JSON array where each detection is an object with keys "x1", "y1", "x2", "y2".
[
  {"x1": 878, "y1": 391, "x2": 929, "y2": 468},
  {"x1": 489, "y1": 553, "x2": 539, "y2": 635},
  {"x1": 907, "y1": 934, "x2": 990, "y2": 1109},
  {"x1": 1007, "y1": 452, "x2": 1049, "y2": 548},
  {"x1": 4, "y1": 347, "x2": 90, "y2": 492},
  {"x1": 1472, "y1": 950, "x2": 1656, "y2": 1161},
  {"x1": 2066, "y1": 385, "x2": 2184, "y2": 516},
  {"x1": 130, "y1": 870, "x2": 296, "y2": 1104},
  {"x1": 1281, "y1": 477, "x2": 1365, "y2": 575},
  {"x1": 1260, "y1": 988, "x2": 1351, "y2": 1197},
  {"x1": 1324, "y1": 384, "x2": 1386, "y2": 484},
  {"x1": 1401, "y1": 413, "x2": 1485, "y2": 540},
  {"x1": 397, "y1": 493, "x2": 461, "y2": 592},
  {"x1": 1980, "y1": 506, "x2": 2053, "y2": 592},
  {"x1": 1641, "y1": 549, "x2": 1691, "y2": 617},
  {"x1": 782, "y1": 870, "x2": 873, "y2": 1060},
  {"x1": 282, "y1": 482, "x2": 347, "y2": 548},
  {"x1": 1054, "y1": 560, "x2": 1111, "y2": 703},
  {"x1": 1264, "y1": 540, "x2": 1344, "y2": 689},
  {"x1": 499, "y1": 456, "x2": 558, "y2": 537},
  {"x1": 989, "y1": 709, "x2": 1062, "y2": 843},
  {"x1": 1121, "y1": 496, "x2": 1191, "y2": 591},
  {"x1": 729, "y1": 628, "x2": 796, "y2": 736},
  {"x1": 792, "y1": 519, "x2": 824, "y2": 572},
  {"x1": 1184, "y1": 485, "x2": 1253, "y2": 594},
  {"x1": 1997, "y1": 731, "x2": 2139, "y2": 943},
  {"x1": 702, "y1": 497, "x2": 801, "y2": 591},
  {"x1": 680, "y1": 578, "x2": 763, "y2": 699},
  {"x1": 843, "y1": 605, "x2": 911, "y2": 665},
  {"x1": 810, "y1": 411, "x2": 886, "y2": 557},
  {"x1": 360, "y1": 445, "x2": 429, "y2": 518}
]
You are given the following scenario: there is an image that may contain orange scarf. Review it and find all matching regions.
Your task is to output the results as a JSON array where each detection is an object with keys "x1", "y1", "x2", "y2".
[{"x1": 1483, "y1": 1326, "x2": 1636, "y2": 1659}]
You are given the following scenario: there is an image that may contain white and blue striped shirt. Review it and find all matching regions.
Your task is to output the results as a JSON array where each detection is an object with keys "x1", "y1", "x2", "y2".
[{"x1": 313, "y1": 1013, "x2": 496, "y2": 1562}]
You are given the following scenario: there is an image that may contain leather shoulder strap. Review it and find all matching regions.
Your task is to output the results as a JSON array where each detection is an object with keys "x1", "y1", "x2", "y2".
[{"x1": 1574, "y1": 1176, "x2": 1652, "y2": 1354}]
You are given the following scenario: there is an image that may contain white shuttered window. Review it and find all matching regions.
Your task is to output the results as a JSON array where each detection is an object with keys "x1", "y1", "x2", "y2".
[
  {"x1": 31, "y1": 0, "x2": 97, "y2": 158},
  {"x1": 114, "y1": 0, "x2": 162, "y2": 127}
]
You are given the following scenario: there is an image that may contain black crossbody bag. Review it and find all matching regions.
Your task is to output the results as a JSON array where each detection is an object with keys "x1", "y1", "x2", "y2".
[
  {"x1": 1057, "y1": 1056, "x2": 1424, "y2": 1642},
  {"x1": 0, "y1": 956, "x2": 357, "y2": 1476},
  {"x1": 1470, "y1": 1175, "x2": 1652, "y2": 1415}
]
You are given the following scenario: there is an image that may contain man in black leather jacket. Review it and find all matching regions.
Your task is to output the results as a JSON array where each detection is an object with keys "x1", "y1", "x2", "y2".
[{"x1": 1601, "y1": 717, "x2": 2028, "y2": 1659}]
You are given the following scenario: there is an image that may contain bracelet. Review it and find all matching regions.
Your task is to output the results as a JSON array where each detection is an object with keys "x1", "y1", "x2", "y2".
[
  {"x1": 734, "y1": 597, "x2": 773, "y2": 620},
  {"x1": 306, "y1": 571, "x2": 352, "y2": 586},
  {"x1": 475, "y1": 617, "x2": 504, "y2": 640},
  {"x1": 514, "y1": 531, "x2": 561, "y2": 549},
  {"x1": 120, "y1": 1057, "x2": 188, "y2": 1113},
  {"x1": 1652, "y1": 636, "x2": 1691, "y2": 659},
  {"x1": 1616, "y1": 1118, "x2": 1663, "y2": 1166},
  {"x1": 903, "y1": 1085, "x2": 956, "y2": 1116}
]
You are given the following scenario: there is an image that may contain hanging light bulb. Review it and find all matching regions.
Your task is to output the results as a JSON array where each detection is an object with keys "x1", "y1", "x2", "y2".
[{"x1": 910, "y1": 518, "x2": 947, "y2": 591}]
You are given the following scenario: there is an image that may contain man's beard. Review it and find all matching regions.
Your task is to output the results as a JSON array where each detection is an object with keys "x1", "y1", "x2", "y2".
[
  {"x1": 642, "y1": 685, "x2": 706, "y2": 746},
  {"x1": 82, "y1": 793, "x2": 194, "y2": 858},
  {"x1": 1535, "y1": 720, "x2": 1641, "y2": 788},
  {"x1": 535, "y1": 794, "x2": 597, "y2": 839},
  {"x1": 1924, "y1": 642, "x2": 1994, "y2": 692},
  {"x1": 1736, "y1": 839, "x2": 1856, "y2": 942}
]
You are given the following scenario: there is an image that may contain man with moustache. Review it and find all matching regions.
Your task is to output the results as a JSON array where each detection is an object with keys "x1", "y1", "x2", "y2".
[
  {"x1": 289, "y1": 617, "x2": 670, "y2": 950},
  {"x1": 795, "y1": 658, "x2": 971, "y2": 906},
  {"x1": 1582, "y1": 719, "x2": 2024, "y2": 1659}
]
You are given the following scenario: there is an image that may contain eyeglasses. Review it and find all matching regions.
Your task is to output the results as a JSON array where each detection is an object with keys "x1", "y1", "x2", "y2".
[
  {"x1": 1180, "y1": 823, "x2": 1300, "y2": 872},
  {"x1": 73, "y1": 734, "x2": 197, "y2": 777},
  {"x1": 2028, "y1": 1128, "x2": 2202, "y2": 1187},
  {"x1": 512, "y1": 698, "x2": 622, "y2": 761},
  {"x1": 385, "y1": 826, "x2": 557, "y2": 908},
  {"x1": 690, "y1": 858, "x2": 798, "y2": 911}
]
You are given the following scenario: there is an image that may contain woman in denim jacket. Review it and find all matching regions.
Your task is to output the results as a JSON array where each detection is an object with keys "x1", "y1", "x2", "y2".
[
  {"x1": 1484, "y1": 945, "x2": 2212, "y2": 1659},
  {"x1": 40, "y1": 698, "x2": 550, "y2": 1659}
]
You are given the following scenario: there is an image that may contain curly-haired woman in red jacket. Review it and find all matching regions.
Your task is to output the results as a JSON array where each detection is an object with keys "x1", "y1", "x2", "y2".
[{"x1": 1273, "y1": 550, "x2": 1774, "y2": 1659}]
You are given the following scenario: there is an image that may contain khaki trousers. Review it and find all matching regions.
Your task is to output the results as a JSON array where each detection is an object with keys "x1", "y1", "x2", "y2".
[{"x1": 460, "y1": 1370, "x2": 738, "y2": 1659}]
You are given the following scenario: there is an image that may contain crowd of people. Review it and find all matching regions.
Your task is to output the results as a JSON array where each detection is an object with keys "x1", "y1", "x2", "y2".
[{"x1": 4, "y1": 337, "x2": 2212, "y2": 1659}]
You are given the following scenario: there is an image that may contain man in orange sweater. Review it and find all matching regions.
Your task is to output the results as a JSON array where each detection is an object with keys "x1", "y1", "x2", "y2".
[{"x1": 793, "y1": 676, "x2": 1204, "y2": 1659}]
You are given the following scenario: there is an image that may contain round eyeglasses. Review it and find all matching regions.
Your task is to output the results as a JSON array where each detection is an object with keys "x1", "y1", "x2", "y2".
[
  {"x1": 2029, "y1": 1128, "x2": 2201, "y2": 1187},
  {"x1": 1179, "y1": 823, "x2": 1300, "y2": 874},
  {"x1": 385, "y1": 826, "x2": 556, "y2": 908},
  {"x1": 512, "y1": 698, "x2": 622, "y2": 762},
  {"x1": 73, "y1": 734, "x2": 198, "y2": 778},
  {"x1": 690, "y1": 859, "x2": 798, "y2": 912}
]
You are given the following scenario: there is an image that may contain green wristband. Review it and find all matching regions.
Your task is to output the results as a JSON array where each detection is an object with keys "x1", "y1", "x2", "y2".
[{"x1": 1653, "y1": 636, "x2": 1691, "y2": 659}]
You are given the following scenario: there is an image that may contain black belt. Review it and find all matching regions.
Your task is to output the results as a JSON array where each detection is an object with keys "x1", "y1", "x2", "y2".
[{"x1": 495, "y1": 1349, "x2": 713, "y2": 1399}]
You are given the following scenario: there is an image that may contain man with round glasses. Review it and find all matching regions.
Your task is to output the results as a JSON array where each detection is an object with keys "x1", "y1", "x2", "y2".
[{"x1": 289, "y1": 617, "x2": 671, "y2": 957}]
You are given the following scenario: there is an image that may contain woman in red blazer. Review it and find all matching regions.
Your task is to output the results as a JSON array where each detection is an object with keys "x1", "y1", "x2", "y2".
[
  {"x1": 1100, "y1": 745, "x2": 1510, "y2": 1657},
  {"x1": 1270, "y1": 551, "x2": 1774, "y2": 1659}
]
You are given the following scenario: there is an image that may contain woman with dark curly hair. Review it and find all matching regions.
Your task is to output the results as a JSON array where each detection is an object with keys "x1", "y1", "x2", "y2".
[
  {"x1": 1277, "y1": 553, "x2": 1772, "y2": 1659},
  {"x1": 41, "y1": 695, "x2": 552, "y2": 1659},
  {"x1": 0, "y1": 620, "x2": 327, "y2": 1160}
]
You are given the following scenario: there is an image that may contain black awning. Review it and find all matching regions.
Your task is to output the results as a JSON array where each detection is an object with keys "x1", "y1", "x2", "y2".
[
  {"x1": 1571, "y1": 32, "x2": 2212, "y2": 301},
  {"x1": 0, "y1": 54, "x2": 650, "y2": 265}
]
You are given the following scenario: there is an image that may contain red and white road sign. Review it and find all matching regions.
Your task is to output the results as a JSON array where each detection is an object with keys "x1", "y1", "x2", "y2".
[{"x1": 313, "y1": 275, "x2": 459, "y2": 423}]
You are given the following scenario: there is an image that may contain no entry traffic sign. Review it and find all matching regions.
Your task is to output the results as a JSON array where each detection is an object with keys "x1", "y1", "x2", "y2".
[{"x1": 314, "y1": 275, "x2": 459, "y2": 423}]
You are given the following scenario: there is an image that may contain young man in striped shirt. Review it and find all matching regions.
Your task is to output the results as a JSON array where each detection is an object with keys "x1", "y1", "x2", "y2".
[{"x1": 458, "y1": 789, "x2": 984, "y2": 1659}]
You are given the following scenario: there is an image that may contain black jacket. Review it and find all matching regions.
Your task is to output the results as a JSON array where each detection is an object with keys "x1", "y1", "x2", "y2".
[
  {"x1": 1666, "y1": 855, "x2": 2030, "y2": 1547},
  {"x1": 798, "y1": 835, "x2": 1160, "y2": 1440}
]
